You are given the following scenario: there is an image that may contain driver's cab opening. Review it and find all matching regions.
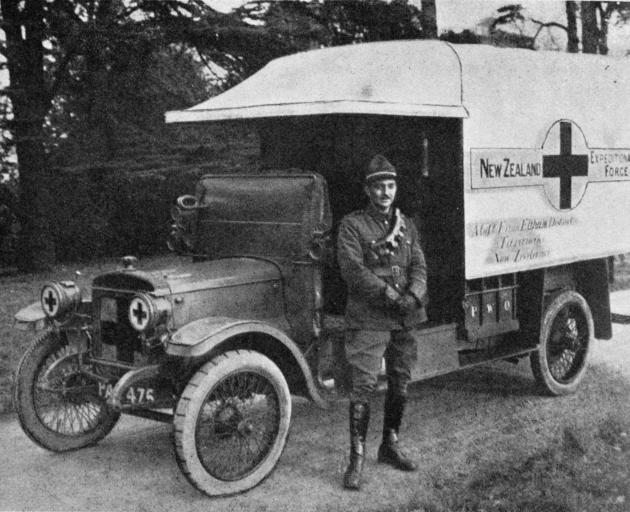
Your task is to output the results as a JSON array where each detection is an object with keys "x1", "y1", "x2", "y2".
[{"x1": 255, "y1": 114, "x2": 465, "y2": 327}]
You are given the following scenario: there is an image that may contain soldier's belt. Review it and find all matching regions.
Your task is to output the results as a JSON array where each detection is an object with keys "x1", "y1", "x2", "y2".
[{"x1": 371, "y1": 265, "x2": 402, "y2": 278}]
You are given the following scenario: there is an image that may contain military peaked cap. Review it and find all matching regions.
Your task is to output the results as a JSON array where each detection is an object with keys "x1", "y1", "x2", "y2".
[{"x1": 365, "y1": 155, "x2": 397, "y2": 183}]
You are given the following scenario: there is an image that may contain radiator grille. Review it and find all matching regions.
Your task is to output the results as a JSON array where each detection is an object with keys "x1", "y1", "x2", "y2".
[{"x1": 93, "y1": 291, "x2": 142, "y2": 363}]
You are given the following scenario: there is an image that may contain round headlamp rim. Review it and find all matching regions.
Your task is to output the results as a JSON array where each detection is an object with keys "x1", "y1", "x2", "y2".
[
  {"x1": 128, "y1": 293, "x2": 154, "y2": 332},
  {"x1": 40, "y1": 281, "x2": 80, "y2": 319},
  {"x1": 41, "y1": 283, "x2": 62, "y2": 318}
]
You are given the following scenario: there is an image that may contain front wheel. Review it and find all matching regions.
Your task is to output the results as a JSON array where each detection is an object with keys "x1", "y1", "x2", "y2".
[
  {"x1": 13, "y1": 330, "x2": 120, "y2": 451},
  {"x1": 530, "y1": 291, "x2": 593, "y2": 395},
  {"x1": 173, "y1": 350, "x2": 291, "y2": 496}
]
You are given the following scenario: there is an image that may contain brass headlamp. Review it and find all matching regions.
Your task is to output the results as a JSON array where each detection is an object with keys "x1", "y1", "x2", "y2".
[
  {"x1": 128, "y1": 293, "x2": 171, "y2": 332},
  {"x1": 40, "y1": 281, "x2": 81, "y2": 319}
]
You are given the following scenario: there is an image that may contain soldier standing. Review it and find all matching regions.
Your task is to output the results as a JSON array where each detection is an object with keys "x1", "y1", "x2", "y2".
[{"x1": 337, "y1": 155, "x2": 428, "y2": 490}]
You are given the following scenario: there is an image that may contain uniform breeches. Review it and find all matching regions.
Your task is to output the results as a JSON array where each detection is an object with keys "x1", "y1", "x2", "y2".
[{"x1": 345, "y1": 329, "x2": 418, "y2": 402}]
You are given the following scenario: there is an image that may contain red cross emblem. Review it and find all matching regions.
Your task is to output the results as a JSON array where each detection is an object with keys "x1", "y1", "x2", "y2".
[
  {"x1": 129, "y1": 296, "x2": 150, "y2": 330},
  {"x1": 542, "y1": 120, "x2": 589, "y2": 210},
  {"x1": 42, "y1": 287, "x2": 58, "y2": 315}
]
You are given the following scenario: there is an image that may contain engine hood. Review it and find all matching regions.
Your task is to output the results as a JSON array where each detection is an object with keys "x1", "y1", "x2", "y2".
[{"x1": 92, "y1": 257, "x2": 281, "y2": 297}]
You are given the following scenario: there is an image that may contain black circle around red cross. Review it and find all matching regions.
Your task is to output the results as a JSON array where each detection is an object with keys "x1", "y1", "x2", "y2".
[
  {"x1": 132, "y1": 301, "x2": 147, "y2": 324},
  {"x1": 542, "y1": 120, "x2": 589, "y2": 210},
  {"x1": 42, "y1": 286, "x2": 59, "y2": 316},
  {"x1": 129, "y1": 296, "x2": 150, "y2": 330}
]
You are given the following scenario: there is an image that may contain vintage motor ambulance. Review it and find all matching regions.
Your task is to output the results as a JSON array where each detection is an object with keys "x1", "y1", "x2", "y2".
[{"x1": 13, "y1": 41, "x2": 630, "y2": 496}]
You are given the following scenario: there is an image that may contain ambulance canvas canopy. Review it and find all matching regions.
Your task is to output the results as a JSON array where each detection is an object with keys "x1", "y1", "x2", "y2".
[
  {"x1": 165, "y1": 40, "x2": 467, "y2": 123},
  {"x1": 166, "y1": 40, "x2": 630, "y2": 149}
]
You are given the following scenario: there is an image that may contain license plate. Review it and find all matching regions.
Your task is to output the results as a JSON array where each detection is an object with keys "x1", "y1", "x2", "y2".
[{"x1": 98, "y1": 382, "x2": 156, "y2": 405}]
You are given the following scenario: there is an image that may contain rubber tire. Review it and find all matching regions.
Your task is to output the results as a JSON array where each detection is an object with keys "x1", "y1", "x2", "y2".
[
  {"x1": 530, "y1": 290, "x2": 593, "y2": 396},
  {"x1": 173, "y1": 350, "x2": 291, "y2": 496},
  {"x1": 13, "y1": 330, "x2": 120, "y2": 452}
]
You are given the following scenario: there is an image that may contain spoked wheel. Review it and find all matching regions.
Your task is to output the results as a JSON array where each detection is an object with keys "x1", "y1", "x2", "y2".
[
  {"x1": 531, "y1": 291, "x2": 593, "y2": 395},
  {"x1": 13, "y1": 330, "x2": 120, "y2": 451},
  {"x1": 174, "y1": 350, "x2": 291, "y2": 496}
]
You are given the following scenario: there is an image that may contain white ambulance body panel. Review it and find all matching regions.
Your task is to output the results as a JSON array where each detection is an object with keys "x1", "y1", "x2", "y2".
[
  {"x1": 166, "y1": 41, "x2": 630, "y2": 280},
  {"x1": 458, "y1": 45, "x2": 630, "y2": 279}
]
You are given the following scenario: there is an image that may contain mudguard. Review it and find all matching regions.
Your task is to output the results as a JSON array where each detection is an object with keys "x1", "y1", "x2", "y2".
[
  {"x1": 14, "y1": 302, "x2": 48, "y2": 331},
  {"x1": 14, "y1": 300, "x2": 91, "y2": 331},
  {"x1": 167, "y1": 316, "x2": 328, "y2": 408}
]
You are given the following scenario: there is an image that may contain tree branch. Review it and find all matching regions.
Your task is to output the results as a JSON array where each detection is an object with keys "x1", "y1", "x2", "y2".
[
  {"x1": 530, "y1": 18, "x2": 568, "y2": 33},
  {"x1": 529, "y1": 17, "x2": 567, "y2": 47},
  {"x1": 194, "y1": 45, "x2": 224, "y2": 84}
]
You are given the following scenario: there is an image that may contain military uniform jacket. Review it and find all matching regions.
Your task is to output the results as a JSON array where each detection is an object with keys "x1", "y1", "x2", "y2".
[{"x1": 337, "y1": 205, "x2": 428, "y2": 330}]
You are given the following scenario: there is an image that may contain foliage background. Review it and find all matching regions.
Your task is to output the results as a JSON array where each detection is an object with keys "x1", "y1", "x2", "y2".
[
  {"x1": 0, "y1": 0, "x2": 439, "y2": 267},
  {"x1": 45, "y1": 123, "x2": 258, "y2": 261}
]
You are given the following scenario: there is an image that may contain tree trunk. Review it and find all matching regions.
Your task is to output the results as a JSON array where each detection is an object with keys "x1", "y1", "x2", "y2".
[
  {"x1": 420, "y1": 0, "x2": 438, "y2": 39},
  {"x1": 565, "y1": 1, "x2": 579, "y2": 53},
  {"x1": 597, "y1": 3, "x2": 610, "y2": 55},
  {"x1": 1, "y1": 0, "x2": 56, "y2": 271},
  {"x1": 581, "y1": 1, "x2": 600, "y2": 54},
  {"x1": 83, "y1": 0, "x2": 118, "y2": 159}
]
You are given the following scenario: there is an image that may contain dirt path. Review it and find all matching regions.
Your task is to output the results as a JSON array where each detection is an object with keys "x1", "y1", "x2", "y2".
[{"x1": 1, "y1": 293, "x2": 629, "y2": 512}]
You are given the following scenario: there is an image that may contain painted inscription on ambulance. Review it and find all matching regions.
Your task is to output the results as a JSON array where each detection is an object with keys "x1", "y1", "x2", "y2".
[
  {"x1": 467, "y1": 216, "x2": 578, "y2": 265},
  {"x1": 471, "y1": 145, "x2": 630, "y2": 211},
  {"x1": 472, "y1": 149, "x2": 630, "y2": 188},
  {"x1": 589, "y1": 150, "x2": 630, "y2": 178},
  {"x1": 472, "y1": 149, "x2": 542, "y2": 188}
]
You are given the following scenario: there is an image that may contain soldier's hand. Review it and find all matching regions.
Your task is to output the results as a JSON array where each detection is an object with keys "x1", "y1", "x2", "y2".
[
  {"x1": 396, "y1": 294, "x2": 418, "y2": 314},
  {"x1": 383, "y1": 285, "x2": 402, "y2": 309}
]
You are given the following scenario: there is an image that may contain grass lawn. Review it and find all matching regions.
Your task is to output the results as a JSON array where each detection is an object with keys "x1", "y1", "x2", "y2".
[
  {"x1": 611, "y1": 254, "x2": 630, "y2": 292},
  {"x1": 419, "y1": 365, "x2": 630, "y2": 512}
]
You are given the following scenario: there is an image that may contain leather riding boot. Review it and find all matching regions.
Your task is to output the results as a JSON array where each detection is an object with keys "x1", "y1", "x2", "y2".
[
  {"x1": 343, "y1": 401, "x2": 370, "y2": 490},
  {"x1": 377, "y1": 393, "x2": 417, "y2": 471}
]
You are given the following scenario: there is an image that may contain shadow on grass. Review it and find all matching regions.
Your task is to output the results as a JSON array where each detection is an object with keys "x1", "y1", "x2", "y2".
[{"x1": 418, "y1": 363, "x2": 538, "y2": 398}]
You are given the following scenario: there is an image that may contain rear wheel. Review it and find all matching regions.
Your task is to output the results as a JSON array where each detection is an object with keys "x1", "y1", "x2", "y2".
[
  {"x1": 530, "y1": 291, "x2": 593, "y2": 395},
  {"x1": 173, "y1": 350, "x2": 291, "y2": 496},
  {"x1": 13, "y1": 330, "x2": 120, "y2": 451}
]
